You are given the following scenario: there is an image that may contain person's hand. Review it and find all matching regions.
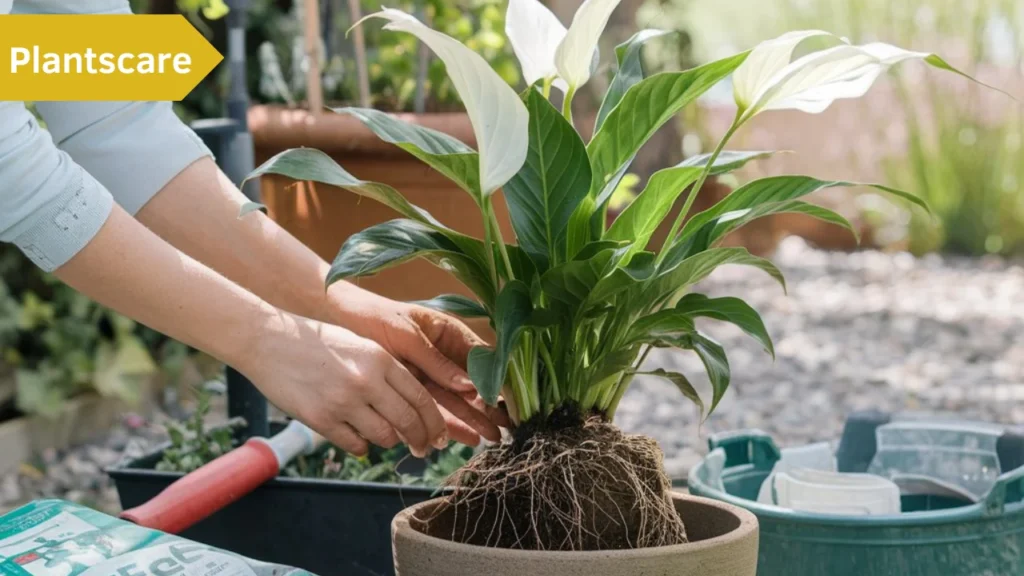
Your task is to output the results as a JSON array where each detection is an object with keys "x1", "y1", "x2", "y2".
[
  {"x1": 326, "y1": 283, "x2": 508, "y2": 445},
  {"x1": 242, "y1": 310, "x2": 450, "y2": 457}
]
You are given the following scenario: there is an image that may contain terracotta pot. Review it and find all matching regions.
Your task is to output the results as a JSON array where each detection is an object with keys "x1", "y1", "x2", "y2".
[
  {"x1": 249, "y1": 104, "x2": 513, "y2": 339},
  {"x1": 391, "y1": 492, "x2": 759, "y2": 576}
]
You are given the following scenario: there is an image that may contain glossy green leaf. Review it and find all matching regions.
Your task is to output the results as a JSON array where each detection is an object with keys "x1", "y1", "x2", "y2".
[
  {"x1": 468, "y1": 281, "x2": 533, "y2": 404},
  {"x1": 595, "y1": 29, "x2": 673, "y2": 131},
  {"x1": 626, "y1": 309, "x2": 696, "y2": 345},
  {"x1": 573, "y1": 240, "x2": 630, "y2": 261},
  {"x1": 689, "y1": 331, "x2": 730, "y2": 414},
  {"x1": 410, "y1": 294, "x2": 489, "y2": 318},
  {"x1": 335, "y1": 108, "x2": 482, "y2": 198},
  {"x1": 504, "y1": 90, "x2": 592, "y2": 271},
  {"x1": 540, "y1": 248, "x2": 615, "y2": 309},
  {"x1": 245, "y1": 148, "x2": 442, "y2": 227},
  {"x1": 586, "y1": 251, "x2": 656, "y2": 305},
  {"x1": 587, "y1": 51, "x2": 749, "y2": 198},
  {"x1": 679, "y1": 176, "x2": 926, "y2": 246},
  {"x1": 328, "y1": 219, "x2": 494, "y2": 304},
  {"x1": 675, "y1": 293, "x2": 773, "y2": 357},
  {"x1": 645, "y1": 247, "x2": 786, "y2": 303},
  {"x1": 634, "y1": 368, "x2": 704, "y2": 420},
  {"x1": 690, "y1": 201, "x2": 856, "y2": 259},
  {"x1": 606, "y1": 151, "x2": 780, "y2": 259}
]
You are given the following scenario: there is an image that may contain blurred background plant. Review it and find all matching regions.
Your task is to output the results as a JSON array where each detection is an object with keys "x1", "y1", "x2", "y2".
[
  {"x1": 0, "y1": 246, "x2": 219, "y2": 419},
  {"x1": 638, "y1": 0, "x2": 1024, "y2": 256}
]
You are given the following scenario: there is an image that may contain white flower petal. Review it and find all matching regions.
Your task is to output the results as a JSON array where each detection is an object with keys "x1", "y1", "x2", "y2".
[
  {"x1": 363, "y1": 9, "x2": 529, "y2": 195},
  {"x1": 554, "y1": 0, "x2": 624, "y2": 89},
  {"x1": 506, "y1": 0, "x2": 566, "y2": 88},
  {"x1": 746, "y1": 41, "x2": 930, "y2": 118},
  {"x1": 732, "y1": 30, "x2": 837, "y2": 111}
]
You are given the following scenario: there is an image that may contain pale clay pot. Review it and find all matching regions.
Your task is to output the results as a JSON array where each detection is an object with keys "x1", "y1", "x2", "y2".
[{"x1": 392, "y1": 492, "x2": 759, "y2": 576}]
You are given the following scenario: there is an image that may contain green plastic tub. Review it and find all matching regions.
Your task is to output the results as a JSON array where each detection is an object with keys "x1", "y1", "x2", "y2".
[{"x1": 688, "y1": 429, "x2": 1024, "y2": 576}]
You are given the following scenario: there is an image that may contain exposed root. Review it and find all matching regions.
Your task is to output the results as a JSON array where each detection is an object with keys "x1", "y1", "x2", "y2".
[{"x1": 415, "y1": 408, "x2": 687, "y2": 551}]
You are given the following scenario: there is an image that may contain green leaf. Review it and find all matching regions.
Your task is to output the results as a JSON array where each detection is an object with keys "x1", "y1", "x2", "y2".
[
  {"x1": 606, "y1": 151, "x2": 780, "y2": 260},
  {"x1": 595, "y1": 29, "x2": 673, "y2": 131},
  {"x1": 680, "y1": 175, "x2": 928, "y2": 245},
  {"x1": 410, "y1": 294, "x2": 489, "y2": 318},
  {"x1": 675, "y1": 294, "x2": 774, "y2": 357},
  {"x1": 540, "y1": 248, "x2": 615, "y2": 309},
  {"x1": 685, "y1": 200, "x2": 856, "y2": 260},
  {"x1": 566, "y1": 194, "x2": 598, "y2": 259},
  {"x1": 239, "y1": 202, "x2": 267, "y2": 216},
  {"x1": 689, "y1": 332, "x2": 730, "y2": 415},
  {"x1": 503, "y1": 90, "x2": 592, "y2": 271},
  {"x1": 329, "y1": 219, "x2": 495, "y2": 304},
  {"x1": 244, "y1": 148, "x2": 444, "y2": 226},
  {"x1": 335, "y1": 108, "x2": 483, "y2": 198},
  {"x1": 574, "y1": 240, "x2": 630, "y2": 261},
  {"x1": 587, "y1": 251, "x2": 656, "y2": 304},
  {"x1": 634, "y1": 368, "x2": 704, "y2": 420},
  {"x1": 645, "y1": 247, "x2": 786, "y2": 303},
  {"x1": 587, "y1": 51, "x2": 749, "y2": 198},
  {"x1": 468, "y1": 281, "x2": 533, "y2": 404},
  {"x1": 626, "y1": 309, "x2": 696, "y2": 345}
]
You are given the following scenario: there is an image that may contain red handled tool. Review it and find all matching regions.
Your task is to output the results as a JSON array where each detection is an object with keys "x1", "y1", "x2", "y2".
[{"x1": 120, "y1": 420, "x2": 326, "y2": 533}]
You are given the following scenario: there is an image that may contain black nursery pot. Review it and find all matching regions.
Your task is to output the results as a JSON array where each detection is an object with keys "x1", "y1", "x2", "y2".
[{"x1": 107, "y1": 422, "x2": 443, "y2": 576}]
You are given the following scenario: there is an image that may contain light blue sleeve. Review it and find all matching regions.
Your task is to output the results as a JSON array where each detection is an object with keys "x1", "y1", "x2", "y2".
[
  {"x1": 0, "y1": 103, "x2": 115, "y2": 272},
  {"x1": 20, "y1": 0, "x2": 215, "y2": 216},
  {"x1": 0, "y1": 0, "x2": 215, "y2": 271}
]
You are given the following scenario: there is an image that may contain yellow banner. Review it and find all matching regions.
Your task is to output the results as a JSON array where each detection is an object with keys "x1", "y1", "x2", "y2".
[{"x1": 0, "y1": 15, "x2": 223, "y2": 101}]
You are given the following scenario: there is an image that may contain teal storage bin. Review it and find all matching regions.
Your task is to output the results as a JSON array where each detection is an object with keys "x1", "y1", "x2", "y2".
[{"x1": 688, "y1": 429, "x2": 1024, "y2": 576}]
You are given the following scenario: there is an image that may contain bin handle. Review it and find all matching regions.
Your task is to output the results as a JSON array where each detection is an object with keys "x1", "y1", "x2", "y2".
[
  {"x1": 707, "y1": 429, "x2": 781, "y2": 470},
  {"x1": 985, "y1": 465, "x2": 1024, "y2": 515}
]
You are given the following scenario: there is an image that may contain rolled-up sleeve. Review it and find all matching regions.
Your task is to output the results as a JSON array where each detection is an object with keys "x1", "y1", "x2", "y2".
[
  {"x1": 35, "y1": 101, "x2": 213, "y2": 215},
  {"x1": 0, "y1": 103, "x2": 114, "y2": 272}
]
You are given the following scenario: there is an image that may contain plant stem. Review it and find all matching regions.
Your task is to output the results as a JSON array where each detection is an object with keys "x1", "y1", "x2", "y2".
[
  {"x1": 481, "y1": 202, "x2": 500, "y2": 292},
  {"x1": 542, "y1": 77, "x2": 553, "y2": 100},
  {"x1": 539, "y1": 340, "x2": 560, "y2": 405},
  {"x1": 656, "y1": 113, "x2": 743, "y2": 265},
  {"x1": 605, "y1": 346, "x2": 651, "y2": 420},
  {"x1": 486, "y1": 200, "x2": 516, "y2": 280},
  {"x1": 562, "y1": 85, "x2": 576, "y2": 122}
]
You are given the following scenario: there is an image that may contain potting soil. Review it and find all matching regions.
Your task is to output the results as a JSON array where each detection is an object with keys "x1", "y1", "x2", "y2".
[{"x1": 0, "y1": 500, "x2": 317, "y2": 576}]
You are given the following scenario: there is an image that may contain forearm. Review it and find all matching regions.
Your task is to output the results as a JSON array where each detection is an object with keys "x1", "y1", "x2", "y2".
[
  {"x1": 135, "y1": 157, "x2": 350, "y2": 323},
  {"x1": 55, "y1": 204, "x2": 274, "y2": 372}
]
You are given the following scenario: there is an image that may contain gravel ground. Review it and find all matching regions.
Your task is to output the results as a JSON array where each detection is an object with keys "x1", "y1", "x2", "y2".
[
  {"x1": 2, "y1": 238, "x2": 1022, "y2": 512},
  {"x1": 617, "y1": 238, "x2": 1024, "y2": 477}
]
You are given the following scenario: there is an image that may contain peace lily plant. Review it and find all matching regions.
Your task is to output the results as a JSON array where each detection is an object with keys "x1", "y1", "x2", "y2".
[{"x1": 244, "y1": 0, "x2": 1003, "y2": 552}]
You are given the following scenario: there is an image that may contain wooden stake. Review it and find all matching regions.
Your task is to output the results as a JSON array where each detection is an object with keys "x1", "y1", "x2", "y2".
[
  {"x1": 304, "y1": 0, "x2": 323, "y2": 114},
  {"x1": 347, "y1": 0, "x2": 371, "y2": 108}
]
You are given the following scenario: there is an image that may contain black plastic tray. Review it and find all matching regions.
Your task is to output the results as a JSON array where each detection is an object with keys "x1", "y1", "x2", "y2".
[{"x1": 108, "y1": 424, "x2": 442, "y2": 576}]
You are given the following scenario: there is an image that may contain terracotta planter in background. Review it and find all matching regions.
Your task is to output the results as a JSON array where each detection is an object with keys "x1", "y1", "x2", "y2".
[
  {"x1": 249, "y1": 105, "x2": 513, "y2": 339},
  {"x1": 392, "y1": 492, "x2": 759, "y2": 576}
]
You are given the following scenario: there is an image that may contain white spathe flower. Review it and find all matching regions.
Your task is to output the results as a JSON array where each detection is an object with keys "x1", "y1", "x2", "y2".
[
  {"x1": 360, "y1": 8, "x2": 529, "y2": 196},
  {"x1": 506, "y1": 0, "x2": 620, "y2": 92},
  {"x1": 505, "y1": 0, "x2": 568, "y2": 92},
  {"x1": 734, "y1": 31, "x2": 953, "y2": 122}
]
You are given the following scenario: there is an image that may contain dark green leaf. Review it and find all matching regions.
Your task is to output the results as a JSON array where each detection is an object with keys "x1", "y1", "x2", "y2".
[
  {"x1": 335, "y1": 107, "x2": 482, "y2": 199},
  {"x1": 587, "y1": 51, "x2": 749, "y2": 198},
  {"x1": 634, "y1": 368, "x2": 704, "y2": 420},
  {"x1": 468, "y1": 281, "x2": 533, "y2": 404},
  {"x1": 540, "y1": 249, "x2": 615, "y2": 309},
  {"x1": 675, "y1": 293, "x2": 774, "y2": 357},
  {"x1": 410, "y1": 294, "x2": 489, "y2": 318},
  {"x1": 574, "y1": 240, "x2": 630, "y2": 261},
  {"x1": 328, "y1": 219, "x2": 495, "y2": 304},
  {"x1": 504, "y1": 90, "x2": 592, "y2": 271},
  {"x1": 245, "y1": 148, "x2": 444, "y2": 226},
  {"x1": 689, "y1": 332, "x2": 730, "y2": 414},
  {"x1": 587, "y1": 251, "x2": 656, "y2": 305},
  {"x1": 238, "y1": 202, "x2": 267, "y2": 216},
  {"x1": 595, "y1": 29, "x2": 674, "y2": 131}
]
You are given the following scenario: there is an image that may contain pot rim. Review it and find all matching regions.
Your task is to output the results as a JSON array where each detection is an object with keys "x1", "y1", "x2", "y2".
[{"x1": 392, "y1": 491, "x2": 758, "y2": 559}]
